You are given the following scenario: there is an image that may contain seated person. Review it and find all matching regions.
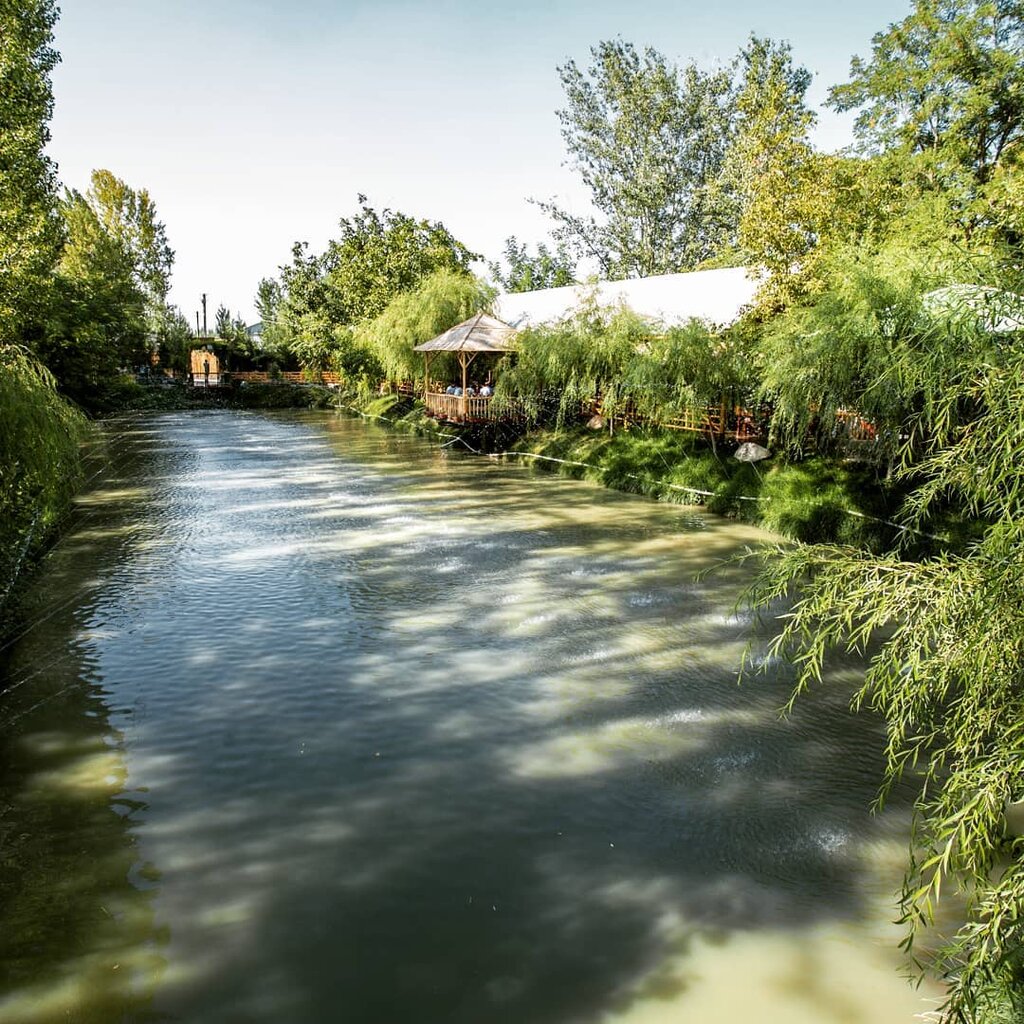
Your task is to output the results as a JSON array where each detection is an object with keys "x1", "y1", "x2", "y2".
[
  {"x1": 452, "y1": 386, "x2": 463, "y2": 396},
  {"x1": 480, "y1": 384, "x2": 493, "y2": 397},
  {"x1": 465, "y1": 384, "x2": 476, "y2": 396},
  {"x1": 446, "y1": 384, "x2": 456, "y2": 395}
]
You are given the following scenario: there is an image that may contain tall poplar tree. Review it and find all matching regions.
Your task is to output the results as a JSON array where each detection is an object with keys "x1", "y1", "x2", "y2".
[{"x1": 0, "y1": 0, "x2": 62, "y2": 345}]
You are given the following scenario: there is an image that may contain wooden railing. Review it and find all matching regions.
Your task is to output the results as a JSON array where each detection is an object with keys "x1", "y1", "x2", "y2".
[
  {"x1": 661, "y1": 404, "x2": 767, "y2": 442},
  {"x1": 834, "y1": 409, "x2": 878, "y2": 443},
  {"x1": 378, "y1": 380, "x2": 416, "y2": 397},
  {"x1": 424, "y1": 391, "x2": 498, "y2": 423}
]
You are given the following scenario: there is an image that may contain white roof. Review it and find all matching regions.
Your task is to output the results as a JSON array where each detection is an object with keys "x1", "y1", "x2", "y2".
[
  {"x1": 922, "y1": 285, "x2": 1024, "y2": 334},
  {"x1": 494, "y1": 266, "x2": 760, "y2": 329}
]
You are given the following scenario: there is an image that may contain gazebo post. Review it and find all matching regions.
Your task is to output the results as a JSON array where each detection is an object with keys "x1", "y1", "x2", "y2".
[
  {"x1": 422, "y1": 351, "x2": 431, "y2": 397},
  {"x1": 459, "y1": 352, "x2": 468, "y2": 420}
]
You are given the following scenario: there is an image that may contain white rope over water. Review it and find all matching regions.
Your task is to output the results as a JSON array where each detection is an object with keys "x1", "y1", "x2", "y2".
[{"x1": 342, "y1": 401, "x2": 947, "y2": 541}]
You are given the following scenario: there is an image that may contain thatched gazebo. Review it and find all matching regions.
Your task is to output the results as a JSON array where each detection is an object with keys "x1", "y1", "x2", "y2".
[{"x1": 414, "y1": 312, "x2": 516, "y2": 423}]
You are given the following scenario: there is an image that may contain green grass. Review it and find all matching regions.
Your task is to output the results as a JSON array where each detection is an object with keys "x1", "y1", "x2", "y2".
[{"x1": 507, "y1": 426, "x2": 906, "y2": 549}]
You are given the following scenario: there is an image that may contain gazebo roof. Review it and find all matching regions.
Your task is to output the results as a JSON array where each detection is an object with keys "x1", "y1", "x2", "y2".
[{"x1": 413, "y1": 312, "x2": 517, "y2": 353}]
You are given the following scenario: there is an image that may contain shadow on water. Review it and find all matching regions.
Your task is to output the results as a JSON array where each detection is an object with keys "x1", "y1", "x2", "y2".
[
  {"x1": 0, "y1": 410, "x2": 930, "y2": 1024},
  {"x1": 0, "y1": 638, "x2": 168, "y2": 1021}
]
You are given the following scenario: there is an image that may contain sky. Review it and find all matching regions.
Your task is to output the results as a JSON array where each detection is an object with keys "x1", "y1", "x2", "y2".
[{"x1": 49, "y1": 0, "x2": 911, "y2": 325}]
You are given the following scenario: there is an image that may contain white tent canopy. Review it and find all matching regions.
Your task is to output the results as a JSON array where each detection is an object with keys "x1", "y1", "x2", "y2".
[
  {"x1": 494, "y1": 266, "x2": 760, "y2": 330},
  {"x1": 922, "y1": 284, "x2": 1024, "y2": 334}
]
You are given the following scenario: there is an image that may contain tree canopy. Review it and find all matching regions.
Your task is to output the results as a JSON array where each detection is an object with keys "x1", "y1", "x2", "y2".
[
  {"x1": 538, "y1": 40, "x2": 737, "y2": 277},
  {"x1": 36, "y1": 170, "x2": 177, "y2": 404},
  {"x1": 488, "y1": 236, "x2": 576, "y2": 293},
  {"x1": 320, "y1": 195, "x2": 479, "y2": 325},
  {"x1": 0, "y1": 0, "x2": 62, "y2": 346},
  {"x1": 830, "y1": 0, "x2": 1024, "y2": 183},
  {"x1": 261, "y1": 196, "x2": 481, "y2": 370}
]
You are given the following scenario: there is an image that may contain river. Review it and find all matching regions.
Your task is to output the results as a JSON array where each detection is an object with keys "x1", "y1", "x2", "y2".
[{"x1": 0, "y1": 410, "x2": 941, "y2": 1023}]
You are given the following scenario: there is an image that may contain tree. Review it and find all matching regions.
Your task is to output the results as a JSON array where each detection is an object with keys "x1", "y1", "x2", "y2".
[
  {"x1": 253, "y1": 276, "x2": 292, "y2": 367},
  {"x1": 269, "y1": 197, "x2": 480, "y2": 369},
  {"x1": 0, "y1": 344, "x2": 87, "y2": 600},
  {"x1": 212, "y1": 304, "x2": 255, "y2": 367},
  {"x1": 322, "y1": 196, "x2": 479, "y2": 324},
  {"x1": 40, "y1": 187, "x2": 148, "y2": 401},
  {"x1": 353, "y1": 268, "x2": 494, "y2": 384},
  {"x1": 153, "y1": 307, "x2": 193, "y2": 372},
  {"x1": 37, "y1": 171, "x2": 175, "y2": 403},
  {"x1": 85, "y1": 169, "x2": 173, "y2": 311},
  {"x1": 830, "y1": 0, "x2": 1024, "y2": 184},
  {"x1": 214, "y1": 304, "x2": 233, "y2": 342},
  {"x1": 488, "y1": 236, "x2": 576, "y2": 293},
  {"x1": 719, "y1": 37, "x2": 820, "y2": 309},
  {"x1": 539, "y1": 40, "x2": 737, "y2": 278},
  {"x1": 0, "y1": 0, "x2": 63, "y2": 346}
]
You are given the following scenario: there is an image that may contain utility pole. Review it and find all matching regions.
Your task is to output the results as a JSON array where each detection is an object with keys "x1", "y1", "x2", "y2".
[
  {"x1": 195, "y1": 311, "x2": 201, "y2": 337},
  {"x1": 201, "y1": 293, "x2": 208, "y2": 337}
]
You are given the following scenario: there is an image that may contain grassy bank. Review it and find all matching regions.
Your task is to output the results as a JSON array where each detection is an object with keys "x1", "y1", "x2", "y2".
[
  {"x1": 505, "y1": 428, "x2": 910, "y2": 549},
  {"x1": 1, "y1": 346, "x2": 91, "y2": 614}
]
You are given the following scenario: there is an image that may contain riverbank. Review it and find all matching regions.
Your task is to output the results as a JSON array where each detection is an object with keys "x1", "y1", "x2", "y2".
[
  {"x1": 89, "y1": 378, "x2": 337, "y2": 413},
  {"x1": 334, "y1": 390, "x2": 943, "y2": 552},
  {"x1": 0, "y1": 347, "x2": 91, "y2": 621}
]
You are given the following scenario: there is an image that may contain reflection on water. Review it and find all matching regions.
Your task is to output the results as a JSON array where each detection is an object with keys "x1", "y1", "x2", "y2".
[{"x1": 0, "y1": 410, "x2": 942, "y2": 1023}]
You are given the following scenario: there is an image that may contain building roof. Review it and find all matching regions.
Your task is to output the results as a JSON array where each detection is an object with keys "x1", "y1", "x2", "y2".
[
  {"x1": 923, "y1": 285, "x2": 1024, "y2": 334},
  {"x1": 494, "y1": 265, "x2": 760, "y2": 329},
  {"x1": 414, "y1": 312, "x2": 517, "y2": 353}
]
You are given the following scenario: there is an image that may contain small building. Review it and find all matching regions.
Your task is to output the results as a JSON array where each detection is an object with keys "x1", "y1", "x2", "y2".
[
  {"x1": 415, "y1": 267, "x2": 764, "y2": 432},
  {"x1": 190, "y1": 347, "x2": 221, "y2": 386},
  {"x1": 491, "y1": 267, "x2": 765, "y2": 440}
]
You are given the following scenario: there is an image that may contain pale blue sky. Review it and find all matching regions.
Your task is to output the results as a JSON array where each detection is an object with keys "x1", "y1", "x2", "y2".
[{"x1": 50, "y1": 0, "x2": 909, "y2": 323}]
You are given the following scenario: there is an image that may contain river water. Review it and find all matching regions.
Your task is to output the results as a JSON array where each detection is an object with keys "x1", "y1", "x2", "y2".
[{"x1": 0, "y1": 410, "x2": 941, "y2": 1023}]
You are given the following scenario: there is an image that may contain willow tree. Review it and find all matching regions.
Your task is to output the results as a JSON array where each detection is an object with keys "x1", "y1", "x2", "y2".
[
  {"x1": 756, "y1": 240, "x2": 986, "y2": 459},
  {"x1": 0, "y1": 345, "x2": 87, "y2": 603},
  {"x1": 493, "y1": 300, "x2": 650, "y2": 426},
  {"x1": 493, "y1": 293, "x2": 756, "y2": 430},
  {"x1": 741, "y1": 229, "x2": 1024, "y2": 1017},
  {"x1": 352, "y1": 269, "x2": 494, "y2": 385}
]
